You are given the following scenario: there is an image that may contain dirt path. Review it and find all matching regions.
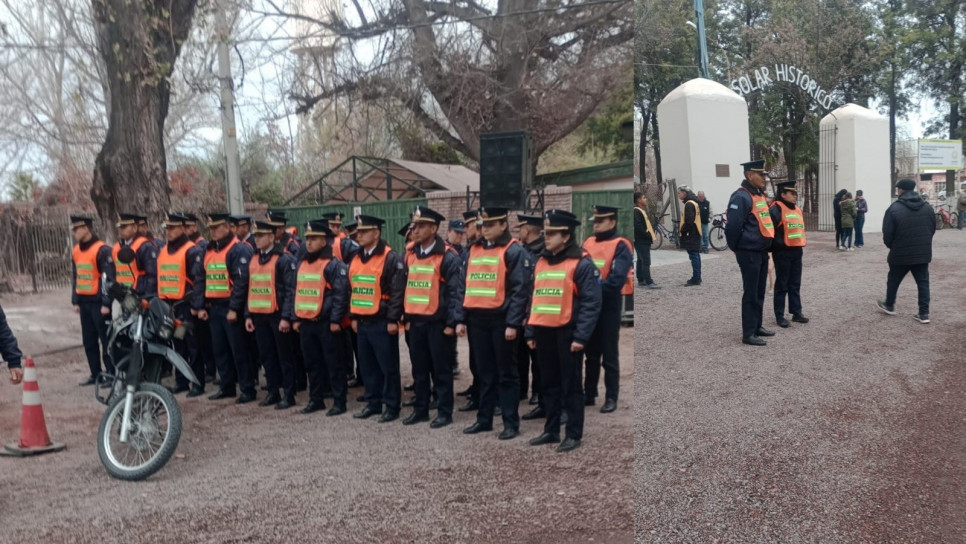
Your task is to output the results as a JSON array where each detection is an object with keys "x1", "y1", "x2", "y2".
[{"x1": 0, "y1": 290, "x2": 633, "y2": 544}]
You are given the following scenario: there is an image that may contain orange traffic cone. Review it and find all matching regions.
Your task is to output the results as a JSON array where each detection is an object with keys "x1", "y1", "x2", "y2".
[{"x1": 2, "y1": 357, "x2": 66, "y2": 457}]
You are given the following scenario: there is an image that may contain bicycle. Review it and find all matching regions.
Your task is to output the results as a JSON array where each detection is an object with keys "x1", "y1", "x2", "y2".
[
  {"x1": 708, "y1": 213, "x2": 728, "y2": 251},
  {"x1": 935, "y1": 203, "x2": 958, "y2": 230},
  {"x1": 651, "y1": 213, "x2": 679, "y2": 250}
]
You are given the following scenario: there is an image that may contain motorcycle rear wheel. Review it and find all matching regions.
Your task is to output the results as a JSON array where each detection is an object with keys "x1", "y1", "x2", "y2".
[{"x1": 97, "y1": 383, "x2": 182, "y2": 481}]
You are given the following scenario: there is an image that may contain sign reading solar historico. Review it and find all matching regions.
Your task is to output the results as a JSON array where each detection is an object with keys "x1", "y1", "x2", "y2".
[{"x1": 729, "y1": 64, "x2": 836, "y2": 109}]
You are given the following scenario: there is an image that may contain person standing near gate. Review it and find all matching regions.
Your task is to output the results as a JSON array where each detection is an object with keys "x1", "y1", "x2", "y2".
[
  {"x1": 349, "y1": 215, "x2": 407, "y2": 422},
  {"x1": 245, "y1": 220, "x2": 298, "y2": 409},
  {"x1": 633, "y1": 193, "x2": 660, "y2": 289},
  {"x1": 525, "y1": 210, "x2": 601, "y2": 452},
  {"x1": 201, "y1": 213, "x2": 256, "y2": 401},
  {"x1": 156, "y1": 213, "x2": 207, "y2": 394},
  {"x1": 113, "y1": 213, "x2": 158, "y2": 299},
  {"x1": 697, "y1": 191, "x2": 712, "y2": 254},
  {"x1": 458, "y1": 207, "x2": 529, "y2": 439},
  {"x1": 581, "y1": 205, "x2": 632, "y2": 413},
  {"x1": 769, "y1": 182, "x2": 809, "y2": 328},
  {"x1": 70, "y1": 215, "x2": 116, "y2": 386},
  {"x1": 678, "y1": 187, "x2": 703, "y2": 286},
  {"x1": 725, "y1": 160, "x2": 776, "y2": 346},
  {"x1": 292, "y1": 220, "x2": 350, "y2": 416},
  {"x1": 401, "y1": 206, "x2": 463, "y2": 429}
]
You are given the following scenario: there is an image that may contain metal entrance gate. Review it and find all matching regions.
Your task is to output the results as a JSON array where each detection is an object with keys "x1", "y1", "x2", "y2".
[
  {"x1": 0, "y1": 208, "x2": 72, "y2": 294},
  {"x1": 817, "y1": 123, "x2": 838, "y2": 231}
]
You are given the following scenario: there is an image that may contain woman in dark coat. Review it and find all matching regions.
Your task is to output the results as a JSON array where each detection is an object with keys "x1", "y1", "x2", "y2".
[
  {"x1": 678, "y1": 186, "x2": 702, "y2": 285},
  {"x1": 833, "y1": 188, "x2": 847, "y2": 249}
]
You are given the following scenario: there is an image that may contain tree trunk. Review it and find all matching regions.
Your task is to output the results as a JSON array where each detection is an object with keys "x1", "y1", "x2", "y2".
[
  {"x1": 652, "y1": 111, "x2": 663, "y2": 201},
  {"x1": 89, "y1": 0, "x2": 198, "y2": 238}
]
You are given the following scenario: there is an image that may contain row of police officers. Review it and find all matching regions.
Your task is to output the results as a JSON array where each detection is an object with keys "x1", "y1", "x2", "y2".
[{"x1": 70, "y1": 204, "x2": 633, "y2": 452}]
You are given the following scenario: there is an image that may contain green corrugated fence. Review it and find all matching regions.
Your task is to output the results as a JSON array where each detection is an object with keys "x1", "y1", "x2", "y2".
[{"x1": 570, "y1": 190, "x2": 634, "y2": 243}]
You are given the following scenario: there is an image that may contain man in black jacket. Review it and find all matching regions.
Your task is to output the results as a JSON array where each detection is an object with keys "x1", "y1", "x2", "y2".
[
  {"x1": 876, "y1": 178, "x2": 936, "y2": 323},
  {"x1": 0, "y1": 304, "x2": 24, "y2": 386},
  {"x1": 679, "y1": 186, "x2": 702, "y2": 286},
  {"x1": 633, "y1": 193, "x2": 660, "y2": 289}
]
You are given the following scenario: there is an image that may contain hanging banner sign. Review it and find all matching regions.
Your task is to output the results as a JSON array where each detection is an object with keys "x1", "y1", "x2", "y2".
[
  {"x1": 917, "y1": 139, "x2": 963, "y2": 171},
  {"x1": 730, "y1": 64, "x2": 836, "y2": 110}
]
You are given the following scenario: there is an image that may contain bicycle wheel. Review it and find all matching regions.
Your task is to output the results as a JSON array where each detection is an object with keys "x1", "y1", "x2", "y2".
[
  {"x1": 936, "y1": 213, "x2": 945, "y2": 230},
  {"x1": 950, "y1": 213, "x2": 958, "y2": 229},
  {"x1": 651, "y1": 228, "x2": 664, "y2": 250},
  {"x1": 709, "y1": 226, "x2": 728, "y2": 251}
]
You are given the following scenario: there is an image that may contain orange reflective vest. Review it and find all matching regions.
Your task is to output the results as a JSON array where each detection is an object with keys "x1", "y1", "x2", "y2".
[
  {"x1": 113, "y1": 238, "x2": 146, "y2": 289},
  {"x1": 157, "y1": 241, "x2": 195, "y2": 300},
  {"x1": 680, "y1": 200, "x2": 702, "y2": 236},
  {"x1": 349, "y1": 252, "x2": 387, "y2": 316},
  {"x1": 743, "y1": 187, "x2": 775, "y2": 239},
  {"x1": 204, "y1": 237, "x2": 237, "y2": 299},
  {"x1": 332, "y1": 239, "x2": 343, "y2": 262},
  {"x1": 582, "y1": 236, "x2": 634, "y2": 296},
  {"x1": 73, "y1": 241, "x2": 106, "y2": 296},
  {"x1": 404, "y1": 251, "x2": 443, "y2": 316},
  {"x1": 527, "y1": 256, "x2": 579, "y2": 327},
  {"x1": 294, "y1": 258, "x2": 329, "y2": 319},
  {"x1": 248, "y1": 255, "x2": 279, "y2": 314},
  {"x1": 773, "y1": 202, "x2": 806, "y2": 247},
  {"x1": 463, "y1": 242, "x2": 513, "y2": 309}
]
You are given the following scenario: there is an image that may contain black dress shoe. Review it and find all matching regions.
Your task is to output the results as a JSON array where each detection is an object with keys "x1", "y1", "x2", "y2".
[
  {"x1": 275, "y1": 396, "x2": 295, "y2": 410},
  {"x1": 208, "y1": 389, "x2": 236, "y2": 401},
  {"x1": 463, "y1": 421, "x2": 493, "y2": 434},
  {"x1": 522, "y1": 406, "x2": 546, "y2": 420},
  {"x1": 235, "y1": 392, "x2": 256, "y2": 404},
  {"x1": 792, "y1": 313, "x2": 810, "y2": 323},
  {"x1": 684, "y1": 278, "x2": 702, "y2": 286},
  {"x1": 402, "y1": 411, "x2": 430, "y2": 425},
  {"x1": 173, "y1": 384, "x2": 190, "y2": 394},
  {"x1": 528, "y1": 394, "x2": 539, "y2": 406},
  {"x1": 742, "y1": 335, "x2": 767, "y2": 346},
  {"x1": 79, "y1": 377, "x2": 97, "y2": 386},
  {"x1": 458, "y1": 399, "x2": 479, "y2": 412},
  {"x1": 584, "y1": 397, "x2": 596, "y2": 407},
  {"x1": 354, "y1": 405, "x2": 382, "y2": 419},
  {"x1": 259, "y1": 393, "x2": 281, "y2": 407},
  {"x1": 529, "y1": 432, "x2": 560, "y2": 446},
  {"x1": 557, "y1": 437, "x2": 582, "y2": 452},
  {"x1": 456, "y1": 386, "x2": 473, "y2": 397},
  {"x1": 600, "y1": 399, "x2": 617, "y2": 413},
  {"x1": 498, "y1": 427, "x2": 519, "y2": 440},
  {"x1": 776, "y1": 317, "x2": 791, "y2": 328},
  {"x1": 378, "y1": 411, "x2": 399, "y2": 423},
  {"x1": 301, "y1": 401, "x2": 325, "y2": 414},
  {"x1": 430, "y1": 415, "x2": 452, "y2": 429},
  {"x1": 404, "y1": 383, "x2": 415, "y2": 392},
  {"x1": 756, "y1": 327, "x2": 776, "y2": 337},
  {"x1": 326, "y1": 404, "x2": 347, "y2": 417},
  {"x1": 186, "y1": 386, "x2": 205, "y2": 398}
]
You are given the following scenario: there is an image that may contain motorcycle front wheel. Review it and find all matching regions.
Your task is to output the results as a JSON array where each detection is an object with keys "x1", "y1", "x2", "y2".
[{"x1": 97, "y1": 382, "x2": 182, "y2": 481}]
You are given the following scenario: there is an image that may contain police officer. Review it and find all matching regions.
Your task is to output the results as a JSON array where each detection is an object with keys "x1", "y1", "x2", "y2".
[
  {"x1": 581, "y1": 205, "x2": 633, "y2": 413},
  {"x1": 725, "y1": 159, "x2": 777, "y2": 346},
  {"x1": 445, "y1": 218, "x2": 466, "y2": 377},
  {"x1": 458, "y1": 207, "x2": 530, "y2": 440},
  {"x1": 457, "y1": 209, "x2": 482, "y2": 409},
  {"x1": 292, "y1": 220, "x2": 350, "y2": 415},
  {"x1": 344, "y1": 221, "x2": 359, "y2": 243},
  {"x1": 156, "y1": 213, "x2": 207, "y2": 394},
  {"x1": 323, "y1": 212, "x2": 346, "y2": 240},
  {"x1": 267, "y1": 211, "x2": 302, "y2": 256},
  {"x1": 113, "y1": 213, "x2": 158, "y2": 299},
  {"x1": 184, "y1": 213, "x2": 206, "y2": 247},
  {"x1": 770, "y1": 181, "x2": 809, "y2": 328},
  {"x1": 182, "y1": 211, "x2": 217, "y2": 381},
  {"x1": 70, "y1": 215, "x2": 115, "y2": 386},
  {"x1": 135, "y1": 215, "x2": 162, "y2": 249},
  {"x1": 525, "y1": 210, "x2": 601, "y2": 452},
  {"x1": 401, "y1": 206, "x2": 463, "y2": 429},
  {"x1": 231, "y1": 214, "x2": 255, "y2": 249},
  {"x1": 341, "y1": 219, "x2": 362, "y2": 388},
  {"x1": 349, "y1": 215, "x2": 406, "y2": 422},
  {"x1": 201, "y1": 213, "x2": 256, "y2": 401},
  {"x1": 0, "y1": 303, "x2": 24, "y2": 386},
  {"x1": 517, "y1": 213, "x2": 546, "y2": 418},
  {"x1": 245, "y1": 220, "x2": 298, "y2": 409},
  {"x1": 321, "y1": 217, "x2": 361, "y2": 395}
]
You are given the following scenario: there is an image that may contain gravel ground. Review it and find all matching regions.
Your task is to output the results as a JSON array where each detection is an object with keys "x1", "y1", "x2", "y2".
[
  {"x1": 635, "y1": 229, "x2": 966, "y2": 543},
  {"x1": 0, "y1": 290, "x2": 633, "y2": 544}
]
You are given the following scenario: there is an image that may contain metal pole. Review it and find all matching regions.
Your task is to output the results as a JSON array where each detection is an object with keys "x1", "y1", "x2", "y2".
[
  {"x1": 695, "y1": 0, "x2": 710, "y2": 79},
  {"x1": 215, "y1": 3, "x2": 244, "y2": 215}
]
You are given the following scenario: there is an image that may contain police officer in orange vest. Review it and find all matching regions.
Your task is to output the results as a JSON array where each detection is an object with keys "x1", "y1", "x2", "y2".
[
  {"x1": 316, "y1": 216, "x2": 361, "y2": 394},
  {"x1": 770, "y1": 181, "x2": 810, "y2": 328},
  {"x1": 183, "y1": 211, "x2": 217, "y2": 383},
  {"x1": 323, "y1": 212, "x2": 347, "y2": 239},
  {"x1": 70, "y1": 215, "x2": 116, "y2": 385},
  {"x1": 292, "y1": 220, "x2": 350, "y2": 416},
  {"x1": 135, "y1": 215, "x2": 162, "y2": 249},
  {"x1": 199, "y1": 213, "x2": 256, "y2": 401},
  {"x1": 456, "y1": 207, "x2": 530, "y2": 439},
  {"x1": 525, "y1": 210, "x2": 601, "y2": 452},
  {"x1": 344, "y1": 221, "x2": 359, "y2": 243},
  {"x1": 231, "y1": 214, "x2": 255, "y2": 249},
  {"x1": 726, "y1": 159, "x2": 777, "y2": 346},
  {"x1": 457, "y1": 209, "x2": 482, "y2": 408},
  {"x1": 401, "y1": 206, "x2": 464, "y2": 429},
  {"x1": 517, "y1": 213, "x2": 546, "y2": 418},
  {"x1": 113, "y1": 213, "x2": 158, "y2": 299},
  {"x1": 244, "y1": 220, "x2": 298, "y2": 409},
  {"x1": 156, "y1": 213, "x2": 207, "y2": 394},
  {"x1": 348, "y1": 215, "x2": 407, "y2": 422},
  {"x1": 581, "y1": 205, "x2": 632, "y2": 414}
]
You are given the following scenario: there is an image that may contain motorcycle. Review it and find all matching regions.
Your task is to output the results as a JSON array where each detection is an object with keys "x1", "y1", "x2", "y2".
[{"x1": 95, "y1": 246, "x2": 199, "y2": 481}]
